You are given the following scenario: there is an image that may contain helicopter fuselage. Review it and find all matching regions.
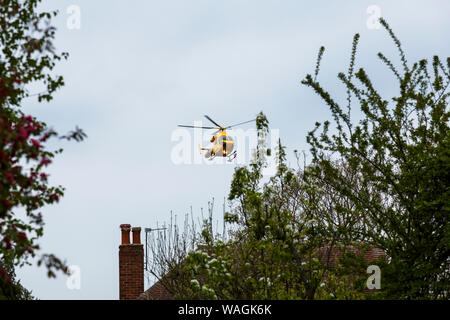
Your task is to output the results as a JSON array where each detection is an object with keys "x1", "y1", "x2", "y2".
[{"x1": 204, "y1": 131, "x2": 234, "y2": 159}]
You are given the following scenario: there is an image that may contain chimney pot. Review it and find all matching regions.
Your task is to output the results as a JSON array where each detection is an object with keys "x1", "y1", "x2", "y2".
[
  {"x1": 132, "y1": 227, "x2": 141, "y2": 244},
  {"x1": 120, "y1": 224, "x2": 131, "y2": 245}
]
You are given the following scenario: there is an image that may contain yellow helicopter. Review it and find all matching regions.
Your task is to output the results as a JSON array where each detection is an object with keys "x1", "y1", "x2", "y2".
[{"x1": 178, "y1": 115, "x2": 256, "y2": 161}]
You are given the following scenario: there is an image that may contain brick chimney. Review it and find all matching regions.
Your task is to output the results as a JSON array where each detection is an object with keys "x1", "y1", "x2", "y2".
[{"x1": 119, "y1": 224, "x2": 144, "y2": 300}]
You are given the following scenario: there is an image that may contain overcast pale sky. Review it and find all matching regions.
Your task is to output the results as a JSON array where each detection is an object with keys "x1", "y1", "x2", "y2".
[{"x1": 16, "y1": 0, "x2": 450, "y2": 299}]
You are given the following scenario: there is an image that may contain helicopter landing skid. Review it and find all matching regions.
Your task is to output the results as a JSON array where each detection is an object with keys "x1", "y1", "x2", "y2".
[{"x1": 227, "y1": 151, "x2": 237, "y2": 162}]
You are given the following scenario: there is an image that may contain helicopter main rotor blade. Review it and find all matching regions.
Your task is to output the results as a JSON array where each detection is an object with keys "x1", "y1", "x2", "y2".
[
  {"x1": 204, "y1": 115, "x2": 223, "y2": 129},
  {"x1": 225, "y1": 118, "x2": 256, "y2": 129},
  {"x1": 178, "y1": 125, "x2": 217, "y2": 129}
]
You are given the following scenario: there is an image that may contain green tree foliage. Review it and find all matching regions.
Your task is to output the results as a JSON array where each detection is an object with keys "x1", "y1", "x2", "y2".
[
  {"x1": 301, "y1": 18, "x2": 449, "y2": 299},
  {"x1": 150, "y1": 113, "x2": 381, "y2": 300},
  {"x1": 149, "y1": 20, "x2": 447, "y2": 300},
  {"x1": 0, "y1": 258, "x2": 34, "y2": 300},
  {"x1": 1, "y1": 0, "x2": 86, "y2": 298}
]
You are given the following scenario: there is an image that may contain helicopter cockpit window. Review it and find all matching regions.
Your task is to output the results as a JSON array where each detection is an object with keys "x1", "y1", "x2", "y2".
[{"x1": 218, "y1": 135, "x2": 232, "y2": 143}]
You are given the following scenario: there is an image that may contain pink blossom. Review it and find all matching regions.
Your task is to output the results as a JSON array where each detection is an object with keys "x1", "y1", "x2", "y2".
[
  {"x1": 18, "y1": 232, "x2": 27, "y2": 240},
  {"x1": 40, "y1": 157, "x2": 51, "y2": 166},
  {"x1": 27, "y1": 176, "x2": 35, "y2": 184},
  {"x1": 18, "y1": 127, "x2": 28, "y2": 140},
  {"x1": 40, "y1": 133, "x2": 51, "y2": 142},
  {"x1": 2, "y1": 236, "x2": 12, "y2": 250},
  {"x1": 0, "y1": 268, "x2": 10, "y2": 285},
  {"x1": 30, "y1": 139, "x2": 41, "y2": 148},
  {"x1": 5, "y1": 172, "x2": 14, "y2": 184}
]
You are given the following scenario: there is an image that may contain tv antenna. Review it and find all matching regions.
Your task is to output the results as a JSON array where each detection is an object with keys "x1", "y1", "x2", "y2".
[{"x1": 144, "y1": 227, "x2": 167, "y2": 271}]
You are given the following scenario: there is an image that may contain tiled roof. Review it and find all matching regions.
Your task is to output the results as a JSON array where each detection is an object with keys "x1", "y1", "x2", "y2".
[
  {"x1": 140, "y1": 245, "x2": 386, "y2": 300},
  {"x1": 139, "y1": 280, "x2": 173, "y2": 300}
]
